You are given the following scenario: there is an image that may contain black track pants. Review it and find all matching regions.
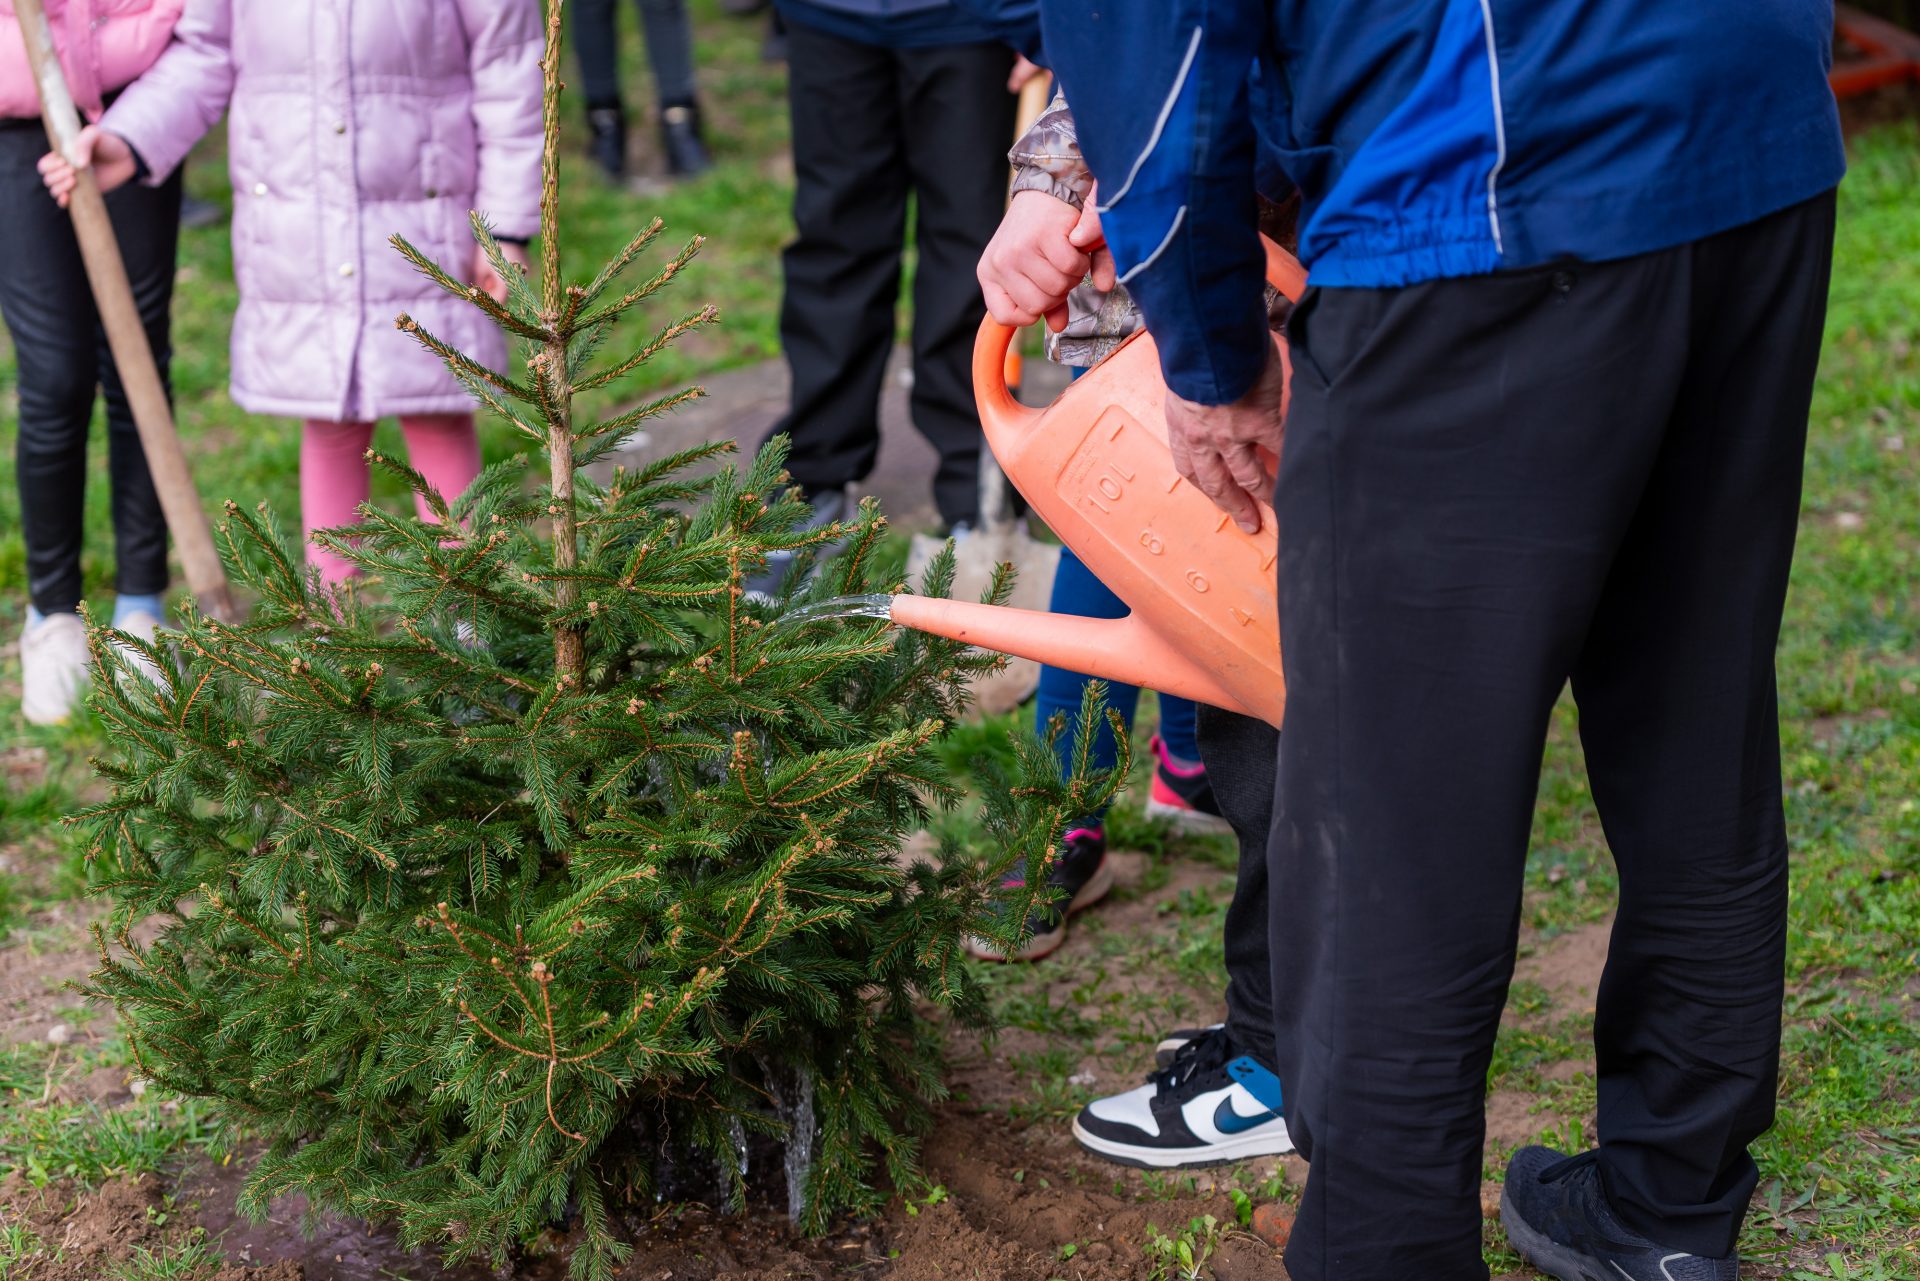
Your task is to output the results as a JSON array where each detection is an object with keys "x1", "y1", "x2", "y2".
[
  {"x1": 1269, "y1": 191, "x2": 1837, "y2": 1280},
  {"x1": 1196, "y1": 704, "x2": 1278, "y2": 1057},
  {"x1": 0, "y1": 122, "x2": 180, "y2": 617},
  {"x1": 767, "y1": 20, "x2": 1015, "y2": 528}
]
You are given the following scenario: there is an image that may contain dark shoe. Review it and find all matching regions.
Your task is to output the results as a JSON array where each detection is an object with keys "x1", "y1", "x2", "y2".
[
  {"x1": 659, "y1": 102, "x2": 712, "y2": 177},
  {"x1": 1501, "y1": 1148, "x2": 1739, "y2": 1281},
  {"x1": 1073, "y1": 1027, "x2": 1292, "y2": 1168},
  {"x1": 1144, "y1": 734, "x2": 1233, "y2": 835},
  {"x1": 720, "y1": 0, "x2": 766, "y2": 12},
  {"x1": 746, "y1": 486, "x2": 851, "y2": 601},
  {"x1": 965, "y1": 826, "x2": 1111, "y2": 962},
  {"x1": 179, "y1": 193, "x2": 225, "y2": 230},
  {"x1": 761, "y1": 12, "x2": 788, "y2": 63},
  {"x1": 586, "y1": 103, "x2": 627, "y2": 180}
]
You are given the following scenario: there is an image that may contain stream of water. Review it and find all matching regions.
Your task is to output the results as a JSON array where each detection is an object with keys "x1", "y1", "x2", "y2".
[
  {"x1": 754, "y1": 1053, "x2": 818, "y2": 1226},
  {"x1": 778, "y1": 1064, "x2": 816, "y2": 1227},
  {"x1": 772, "y1": 594, "x2": 896, "y2": 627}
]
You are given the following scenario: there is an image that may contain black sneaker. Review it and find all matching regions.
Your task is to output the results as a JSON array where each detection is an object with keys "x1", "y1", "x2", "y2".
[
  {"x1": 1073, "y1": 1027, "x2": 1292, "y2": 1168},
  {"x1": 746, "y1": 486, "x2": 851, "y2": 601},
  {"x1": 660, "y1": 101, "x2": 712, "y2": 177},
  {"x1": 1501, "y1": 1148, "x2": 1739, "y2": 1281},
  {"x1": 966, "y1": 826, "x2": 1111, "y2": 962},
  {"x1": 761, "y1": 11, "x2": 788, "y2": 63},
  {"x1": 180, "y1": 193, "x2": 225, "y2": 230},
  {"x1": 586, "y1": 103, "x2": 627, "y2": 180},
  {"x1": 1144, "y1": 734, "x2": 1232, "y2": 835},
  {"x1": 1154, "y1": 1023, "x2": 1223, "y2": 1069}
]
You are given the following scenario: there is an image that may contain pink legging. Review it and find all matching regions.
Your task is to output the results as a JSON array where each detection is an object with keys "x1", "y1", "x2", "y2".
[{"x1": 300, "y1": 414, "x2": 482, "y2": 586}]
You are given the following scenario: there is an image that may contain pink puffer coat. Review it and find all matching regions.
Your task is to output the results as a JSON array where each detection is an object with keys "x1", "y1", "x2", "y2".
[
  {"x1": 103, "y1": 0, "x2": 542, "y2": 421},
  {"x1": 0, "y1": 0, "x2": 183, "y2": 121}
]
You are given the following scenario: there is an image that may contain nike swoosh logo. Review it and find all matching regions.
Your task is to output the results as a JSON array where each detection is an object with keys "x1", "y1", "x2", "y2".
[{"x1": 1212, "y1": 1097, "x2": 1280, "y2": 1135}]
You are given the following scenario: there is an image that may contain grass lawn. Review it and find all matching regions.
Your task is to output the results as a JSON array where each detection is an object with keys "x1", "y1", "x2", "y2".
[{"x1": 2, "y1": 4, "x2": 1919, "y2": 1273}]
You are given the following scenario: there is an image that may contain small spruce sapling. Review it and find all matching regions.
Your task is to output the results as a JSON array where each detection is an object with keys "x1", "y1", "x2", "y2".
[{"x1": 74, "y1": 3, "x2": 1123, "y2": 1277}]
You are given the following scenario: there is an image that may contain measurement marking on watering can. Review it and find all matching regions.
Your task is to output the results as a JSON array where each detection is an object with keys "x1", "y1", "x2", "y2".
[{"x1": 1082, "y1": 457, "x2": 1139, "y2": 512}]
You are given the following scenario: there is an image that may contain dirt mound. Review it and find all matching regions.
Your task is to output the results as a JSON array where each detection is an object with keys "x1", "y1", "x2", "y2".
[
  {"x1": 0, "y1": 1171, "x2": 166, "y2": 1278},
  {"x1": 890, "y1": 1109, "x2": 1288, "y2": 1280},
  {"x1": 0, "y1": 1172, "x2": 300, "y2": 1280}
]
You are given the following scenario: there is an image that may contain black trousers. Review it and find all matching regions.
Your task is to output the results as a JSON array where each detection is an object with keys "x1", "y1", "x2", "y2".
[
  {"x1": 571, "y1": 0, "x2": 698, "y2": 108},
  {"x1": 1270, "y1": 192, "x2": 1836, "y2": 1279},
  {"x1": 0, "y1": 121, "x2": 179, "y2": 616},
  {"x1": 767, "y1": 20, "x2": 1015, "y2": 528},
  {"x1": 1196, "y1": 704, "x2": 1278, "y2": 1056}
]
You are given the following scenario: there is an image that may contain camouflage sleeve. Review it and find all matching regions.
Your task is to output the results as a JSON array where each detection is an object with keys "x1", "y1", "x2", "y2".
[
  {"x1": 1008, "y1": 88, "x2": 1092, "y2": 210},
  {"x1": 1007, "y1": 88, "x2": 1154, "y2": 367}
]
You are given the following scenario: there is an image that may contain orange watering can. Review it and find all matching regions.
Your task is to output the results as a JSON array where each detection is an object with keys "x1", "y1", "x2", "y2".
[{"x1": 888, "y1": 237, "x2": 1308, "y2": 729}]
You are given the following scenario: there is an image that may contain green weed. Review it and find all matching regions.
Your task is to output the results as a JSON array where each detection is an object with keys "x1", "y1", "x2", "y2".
[
  {"x1": 0, "y1": 1086, "x2": 223, "y2": 1186},
  {"x1": 0, "y1": 1223, "x2": 54, "y2": 1281},
  {"x1": 110, "y1": 1231, "x2": 223, "y2": 1281},
  {"x1": 1143, "y1": 1214, "x2": 1224, "y2": 1281}
]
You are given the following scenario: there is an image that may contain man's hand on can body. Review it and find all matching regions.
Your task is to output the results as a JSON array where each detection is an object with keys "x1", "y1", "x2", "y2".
[{"x1": 1164, "y1": 339, "x2": 1290, "y2": 535}]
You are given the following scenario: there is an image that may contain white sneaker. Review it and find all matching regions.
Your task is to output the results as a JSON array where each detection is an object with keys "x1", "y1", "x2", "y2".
[
  {"x1": 111, "y1": 609, "x2": 171, "y2": 692},
  {"x1": 21, "y1": 612, "x2": 91, "y2": 726},
  {"x1": 1071, "y1": 1027, "x2": 1293, "y2": 1169}
]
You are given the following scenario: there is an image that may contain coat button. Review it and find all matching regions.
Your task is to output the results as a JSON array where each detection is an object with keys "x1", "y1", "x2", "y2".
[
  {"x1": 338, "y1": 263, "x2": 354, "y2": 277},
  {"x1": 334, "y1": 121, "x2": 346, "y2": 134},
  {"x1": 425, "y1": 187, "x2": 438, "y2": 198},
  {"x1": 252, "y1": 182, "x2": 267, "y2": 196}
]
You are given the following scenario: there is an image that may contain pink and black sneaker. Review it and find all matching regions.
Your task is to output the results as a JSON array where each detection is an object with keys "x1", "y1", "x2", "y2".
[
  {"x1": 966, "y1": 826, "x2": 1113, "y2": 962},
  {"x1": 1145, "y1": 735, "x2": 1233, "y2": 835}
]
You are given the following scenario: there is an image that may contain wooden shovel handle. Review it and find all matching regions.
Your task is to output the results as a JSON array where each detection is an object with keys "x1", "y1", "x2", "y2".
[{"x1": 15, "y1": 0, "x2": 237, "y2": 622}]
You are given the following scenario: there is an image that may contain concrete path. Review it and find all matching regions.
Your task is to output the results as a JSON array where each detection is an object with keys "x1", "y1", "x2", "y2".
[{"x1": 599, "y1": 346, "x2": 1071, "y2": 534}]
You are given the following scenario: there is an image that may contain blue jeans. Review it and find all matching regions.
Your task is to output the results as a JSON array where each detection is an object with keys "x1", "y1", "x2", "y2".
[{"x1": 1033, "y1": 544, "x2": 1199, "y2": 827}]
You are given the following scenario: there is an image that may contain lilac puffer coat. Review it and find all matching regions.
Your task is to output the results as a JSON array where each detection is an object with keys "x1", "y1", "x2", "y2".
[{"x1": 104, "y1": 0, "x2": 542, "y2": 421}]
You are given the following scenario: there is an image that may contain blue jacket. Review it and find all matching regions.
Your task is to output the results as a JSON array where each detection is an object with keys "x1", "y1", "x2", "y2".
[{"x1": 1038, "y1": 0, "x2": 1847, "y2": 405}]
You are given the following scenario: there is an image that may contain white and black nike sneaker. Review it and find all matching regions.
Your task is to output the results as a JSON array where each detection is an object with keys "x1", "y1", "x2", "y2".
[
  {"x1": 1501, "y1": 1147, "x2": 1739, "y2": 1281},
  {"x1": 1072, "y1": 1027, "x2": 1292, "y2": 1168}
]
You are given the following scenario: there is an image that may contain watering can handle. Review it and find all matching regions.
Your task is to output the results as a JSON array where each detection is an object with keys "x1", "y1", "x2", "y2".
[{"x1": 975, "y1": 232, "x2": 1308, "y2": 437}]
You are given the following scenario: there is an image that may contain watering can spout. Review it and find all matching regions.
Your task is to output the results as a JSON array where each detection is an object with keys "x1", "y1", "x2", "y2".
[{"x1": 887, "y1": 595, "x2": 1267, "y2": 724}]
